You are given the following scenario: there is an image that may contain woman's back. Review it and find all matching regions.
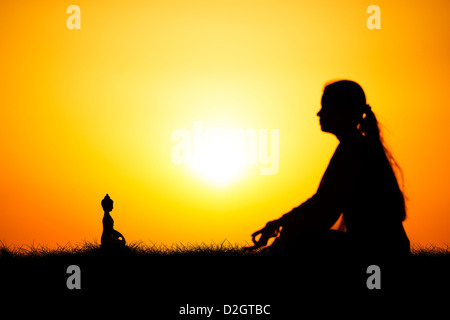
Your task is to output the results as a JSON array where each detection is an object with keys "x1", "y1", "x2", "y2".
[{"x1": 341, "y1": 135, "x2": 409, "y2": 253}]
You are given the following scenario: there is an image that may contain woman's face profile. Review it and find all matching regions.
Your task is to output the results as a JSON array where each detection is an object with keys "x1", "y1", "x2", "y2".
[{"x1": 317, "y1": 92, "x2": 341, "y2": 134}]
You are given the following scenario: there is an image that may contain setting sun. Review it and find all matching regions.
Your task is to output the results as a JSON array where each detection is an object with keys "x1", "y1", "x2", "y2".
[
  {"x1": 189, "y1": 143, "x2": 246, "y2": 187},
  {"x1": 171, "y1": 120, "x2": 279, "y2": 186},
  {"x1": 188, "y1": 129, "x2": 247, "y2": 186}
]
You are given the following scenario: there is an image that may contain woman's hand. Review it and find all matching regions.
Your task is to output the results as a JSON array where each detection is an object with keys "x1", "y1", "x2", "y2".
[{"x1": 245, "y1": 220, "x2": 282, "y2": 251}]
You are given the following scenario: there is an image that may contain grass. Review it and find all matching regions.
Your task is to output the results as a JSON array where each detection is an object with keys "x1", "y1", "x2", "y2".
[
  {"x1": 0, "y1": 239, "x2": 266, "y2": 301},
  {"x1": 1, "y1": 239, "x2": 449, "y2": 312},
  {"x1": 0, "y1": 239, "x2": 252, "y2": 259},
  {"x1": 1, "y1": 239, "x2": 449, "y2": 259},
  {"x1": 410, "y1": 242, "x2": 450, "y2": 257}
]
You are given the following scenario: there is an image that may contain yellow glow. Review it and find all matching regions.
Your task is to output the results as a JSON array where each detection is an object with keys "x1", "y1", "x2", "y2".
[{"x1": 189, "y1": 128, "x2": 247, "y2": 187}]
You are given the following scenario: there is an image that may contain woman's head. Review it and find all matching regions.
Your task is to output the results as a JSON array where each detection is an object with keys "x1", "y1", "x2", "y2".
[
  {"x1": 101, "y1": 194, "x2": 114, "y2": 212},
  {"x1": 318, "y1": 80, "x2": 376, "y2": 139}
]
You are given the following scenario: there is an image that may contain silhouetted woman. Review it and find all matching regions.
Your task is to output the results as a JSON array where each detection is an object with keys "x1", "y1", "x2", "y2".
[
  {"x1": 249, "y1": 80, "x2": 410, "y2": 256},
  {"x1": 101, "y1": 194, "x2": 127, "y2": 248}
]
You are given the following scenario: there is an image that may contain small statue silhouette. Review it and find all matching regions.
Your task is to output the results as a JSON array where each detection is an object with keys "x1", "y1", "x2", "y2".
[{"x1": 101, "y1": 194, "x2": 127, "y2": 248}]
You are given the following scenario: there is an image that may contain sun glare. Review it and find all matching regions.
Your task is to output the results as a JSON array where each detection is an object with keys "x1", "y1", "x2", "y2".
[{"x1": 189, "y1": 127, "x2": 247, "y2": 186}]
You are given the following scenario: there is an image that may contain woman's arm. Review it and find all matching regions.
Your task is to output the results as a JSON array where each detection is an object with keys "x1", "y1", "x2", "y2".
[
  {"x1": 247, "y1": 144, "x2": 350, "y2": 250},
  {"x1": 278, "y1": 193, "x2": 342, "y2": 232},
  {"x1": 247, "y1": 194, "x2": 342, "y2": 250},
  {"x1": 278, "y1": 143, "x2": 350, "y2": 232}
]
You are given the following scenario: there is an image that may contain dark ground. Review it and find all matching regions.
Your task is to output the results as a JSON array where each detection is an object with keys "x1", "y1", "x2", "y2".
[{"x1": 1, "y1": 242, "x2": 449, "y2": 317}]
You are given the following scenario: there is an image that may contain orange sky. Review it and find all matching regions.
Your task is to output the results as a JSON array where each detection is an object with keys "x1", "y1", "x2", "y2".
[{"x1": 1, "y1": 0, "x2": 449, "y2": 249}]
